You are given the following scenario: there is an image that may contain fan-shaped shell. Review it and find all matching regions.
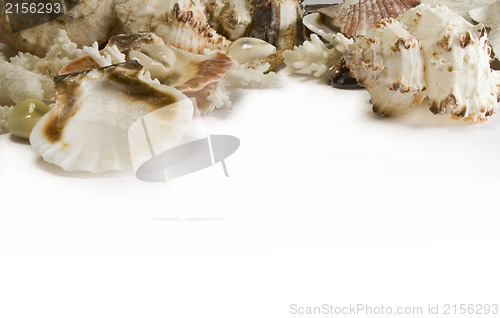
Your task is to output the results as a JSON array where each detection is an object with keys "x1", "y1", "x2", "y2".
[{"x1": 30, "y1": 61, "x2": 193, "y2": 173}]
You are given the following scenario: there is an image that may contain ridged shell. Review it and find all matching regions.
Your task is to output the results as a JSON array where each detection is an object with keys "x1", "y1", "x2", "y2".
[
  {"x1": 206, "y1": 0, "x2": 304, "y2": 49},
  {"x1": 469, "y1": 0, "x2": 500, "y2": 61},
  {"x1": 0, "y1": 0, "x2": 117, "y2": 57},
  {"x1": 114, "y1": 0, "x2": 231, "y2": 54},
  {"x1": 317, "y1": 0, "x2": 421, "y2": 37},
  {"x1": 30, "y1": 61, "x2": 193, "y2": 173},
  {"x1": 59, "y1": 33, "x2": 233, "y2": 94}
]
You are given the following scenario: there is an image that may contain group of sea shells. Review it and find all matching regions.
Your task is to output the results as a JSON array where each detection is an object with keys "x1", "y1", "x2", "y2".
[
  {"x1": 0, "y1": 0, "x2": 500, "y2": 175},
  {"x1": 298, "y1": 0, "x2": 500, "y2": 121},
  {"x1": 0, "y1": 0, "x2": 303, "y2": 174}
]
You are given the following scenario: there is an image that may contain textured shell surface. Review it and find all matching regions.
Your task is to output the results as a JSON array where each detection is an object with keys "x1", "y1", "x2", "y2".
[
  {"x1": 399, "y1": 4, "x2": 498, "y2": 121},
  {"x1": 345, "y1": 18, "x2": 426, "y2": 116},
  {"x1": 59, "y1": 33, "x2": 233, "y2": 95},
  {"x1": 227, "y1": 37, "x2": 277, "y2": 64},
  {"x1": 0, "y1": 0, "x2": 118, "y2": 57},
  {"x1": 30, "y1": 61, "x2": 193, "y2": 173},
  {"x1": 206, "y1": 0, "x2": 253, "y2": 40},
  {"x1": 246, "y1": 0, "x2": 305, "y2": 49},
  {"x1": 317, "y1": 0, "x2": 421, "y2": 38},
  {"x1": 114, "y1": 0, "x2": 231, "y2": 54},
  {"x1": 345, "y1": 4, "x2": 499, "y2": 121},
  {"x1": 420, "y1": 0, "x2": 495, "y2": 22}
]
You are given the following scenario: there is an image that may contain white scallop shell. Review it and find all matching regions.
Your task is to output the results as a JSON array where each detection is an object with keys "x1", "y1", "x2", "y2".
[{"x1": 30, "y1": 61, "x2": 193, "y2": 173}]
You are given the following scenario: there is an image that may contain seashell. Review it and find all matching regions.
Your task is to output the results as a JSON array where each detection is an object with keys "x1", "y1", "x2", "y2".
[
  {"x1": 30, "y1": 61, "x2": 194, "y2": 173},
  {"x1": 421, "y1": 0, "x2": 495, "y2": 22},
  {"x1": 327, "y1": 58, "x2": 361, "y2": 89},
  {"x1": 283, "y1": 33, "x2": 347, "y2": 78},
  {"x1": 58, "y1": 32, "x2": 166, "y2": 75},
  {"x1": 114, "y1": 0, "x2": 231, "y2": 54},
  {"x1": 227, "y1": 38, "x2": 277, "y2": 65},
  {"x1": 206, "y1": 0, "x2": 304, "y2": 49},
  {"x1": 315, "y1": 0, "x2": 421, "y2": 38},
  {"x1": 345, "y1": 4, "x2": 499, "y2": 121},
  {"x1": 468, "y1": 0, "x2": 499, "y2": 26},
  {"x1": 399, "y1": 4, "x2": 498, "y2": 120},
  {"x1": 469, "y1": 0, "x2": 500, "y2": 61},
  {"x1": 0, "y1": 0, "x2": 118, "y2": 57},
  {"x1": 345, "y1": 18, "x2": 426, "y2": 116},
  {"x1": 302, "y1": 12, "x2": 338, "y2": 43},
  {"x1": 247, "y1": 0, "x2": 305, "y2": 49},
  {"x1": 163, "y1": 47, "x2": 233, "y2": 93}
]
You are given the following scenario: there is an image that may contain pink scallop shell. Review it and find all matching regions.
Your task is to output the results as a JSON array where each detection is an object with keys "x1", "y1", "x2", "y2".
[{"x1": 318, "y1": 0, "x2": 421, "y2": 37}]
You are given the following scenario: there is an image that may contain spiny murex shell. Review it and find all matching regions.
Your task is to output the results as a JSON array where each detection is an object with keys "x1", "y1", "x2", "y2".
[
  {"x1": 114, "y1": 0, "x2": 231, "y2": 54},
  {"x1": 206, "y1": 0, "x2": 304, "y2": 49},
  {"x1": 345, "y1": 4, "x2": 499, "y2": 121},
  {"x1": 30, "y1": 61, "x2": 193, "y2": 173},
  {"x1": 0, "y1": 0, "x2": 118, "y2": 57}
]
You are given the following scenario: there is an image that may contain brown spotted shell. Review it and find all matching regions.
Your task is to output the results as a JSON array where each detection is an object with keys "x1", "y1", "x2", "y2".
[
  {"x1": 59, "y1": 33, "x2": 233, "y2": 94},
  {"x1": 318, "y1": 0, "x2": 421, "y2": 37}
]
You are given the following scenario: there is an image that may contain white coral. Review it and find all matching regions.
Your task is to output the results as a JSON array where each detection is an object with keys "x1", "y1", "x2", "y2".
[{"x1": 283, "y1": 34, "x2": 343, "y2": 78}]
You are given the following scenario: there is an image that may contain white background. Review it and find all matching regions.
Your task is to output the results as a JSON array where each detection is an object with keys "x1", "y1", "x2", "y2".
[
  {"x1": 1, "y1": 70, "x2": 499, "y2": 317},
  {"x1": 1, "y1": 0, "x2": 500, "y2": 316}
]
